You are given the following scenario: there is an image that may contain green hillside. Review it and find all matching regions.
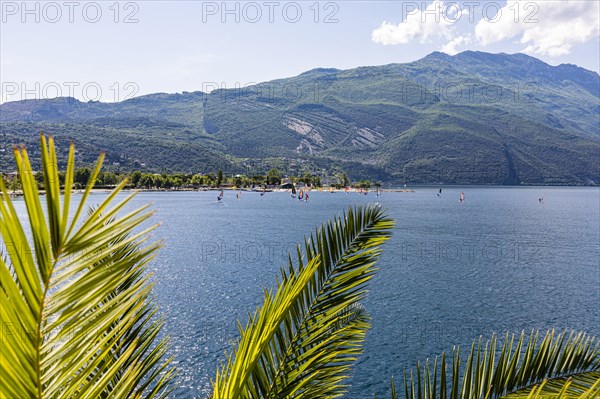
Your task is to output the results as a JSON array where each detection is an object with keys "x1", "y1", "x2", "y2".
[{"x1": 1, "y1": 51, "x2": 598, "y2": 185}]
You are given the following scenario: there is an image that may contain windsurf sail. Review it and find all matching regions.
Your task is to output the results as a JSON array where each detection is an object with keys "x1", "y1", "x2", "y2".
[
  {"x1": 298, "y1": 189, "x2": 304, "y2": 200},
  {"x1": 459, "y1": 192, "x2": 465, "y2": 203},
  {"x1": 291, "y1": 185, "x2": 297, "y2": 198},
  {"x1": 305, "y1": 193, "x2": 309, "y2": 202},
  {"x1": 437, "y1": 188, "x2": 442, "y2": 197},
  {"x1": 217, "y1": 190, "x2": 224, "y2": 201}
]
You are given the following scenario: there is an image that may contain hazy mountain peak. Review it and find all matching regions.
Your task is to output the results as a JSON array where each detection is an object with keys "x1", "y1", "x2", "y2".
[{"x1": 299, "y1": 67, "x2": 341, "y2": 76}]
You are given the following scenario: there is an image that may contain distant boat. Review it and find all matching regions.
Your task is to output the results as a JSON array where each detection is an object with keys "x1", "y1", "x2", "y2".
[
  {"x1": 459, "y1": 192, "x2": 465, "y2": 203},
  {"x1": 217, "y1": 189, "x2": 224, "y2": 202}
]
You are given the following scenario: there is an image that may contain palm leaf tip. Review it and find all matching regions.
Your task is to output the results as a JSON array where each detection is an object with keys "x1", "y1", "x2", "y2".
[
  {"x1": 0, "y1": 134, "x2": 175, "y2": 398},
  {"x1": 398, "y1": 329, "x2": 600, "y2": 399},
  {"x1": 212, "y1": 204, "x2": 395, "y2": 399}
]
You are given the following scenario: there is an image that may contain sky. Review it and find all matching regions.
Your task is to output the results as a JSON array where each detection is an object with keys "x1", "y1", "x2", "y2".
[{"x1": 1, "y1": 0, "x2": 599, "y2": 103}]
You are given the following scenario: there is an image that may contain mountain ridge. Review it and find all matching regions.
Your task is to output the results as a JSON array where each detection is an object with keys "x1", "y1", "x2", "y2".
[{"x1": 1, "y1": 51, "x2": 599, "y2": 185}]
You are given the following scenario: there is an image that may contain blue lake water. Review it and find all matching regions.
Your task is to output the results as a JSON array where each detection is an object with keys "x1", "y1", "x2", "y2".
[{"x1": 9, "y1": 187, "x2": 600, "y2": 398}]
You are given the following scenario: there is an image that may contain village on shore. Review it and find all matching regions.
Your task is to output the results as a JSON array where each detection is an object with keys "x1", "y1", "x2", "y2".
[{"x1": 2, "y1": 167, "x2": 416, "y2": 196}]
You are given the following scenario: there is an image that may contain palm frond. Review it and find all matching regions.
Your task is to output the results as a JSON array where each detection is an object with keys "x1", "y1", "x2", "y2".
[
  {"x1": 504, "y1": 370, "x2": 600, "y2": 398},
  {"x1": 395, "y1": 330, "x2": 600, "y2": 399},
  {"x1": 212, "y1": 204, "x2": 395, "y2": 399},
  {"x1": 0, "y1": 135, "x2": 175, "y2": 398}
]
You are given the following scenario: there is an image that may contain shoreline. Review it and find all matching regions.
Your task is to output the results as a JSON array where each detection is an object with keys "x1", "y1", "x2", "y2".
[
  {"x1": 7, "y1": 184, "x2": 599, "y2": 197},
  {"x1": 7, "y1": 187, "x2": 416, "y2": 196}
]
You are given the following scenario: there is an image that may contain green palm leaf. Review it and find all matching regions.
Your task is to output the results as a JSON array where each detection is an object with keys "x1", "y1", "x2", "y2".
[
  {"x1": 212, "y1": 204, "x2": 395, "y2": 399},
  {"x1": 505, "y1": 370, "x2": 600, "y2": 398},
  {"x1": 394, "y1": 330, "x2": 600, "y2": 399},
  {"x1": 0, "y1": 135, "x2": 175, "y2": 398}
]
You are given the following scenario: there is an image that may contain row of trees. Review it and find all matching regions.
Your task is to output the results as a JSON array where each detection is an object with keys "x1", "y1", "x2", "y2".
[{"x1": 3, "y1": 167, "x2": 379, "y2": 191}]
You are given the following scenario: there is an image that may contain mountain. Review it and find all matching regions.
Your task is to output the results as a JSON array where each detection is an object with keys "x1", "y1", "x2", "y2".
[{"x1": 1, "y1": 51, "x2": 599, "y2": 185}]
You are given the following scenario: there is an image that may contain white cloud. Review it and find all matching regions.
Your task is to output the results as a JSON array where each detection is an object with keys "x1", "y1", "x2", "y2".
[
  {"x1": 371, "y1": 1, "x2": 471, "y2": 55},
  {"x1": 441, "y1": 35, "x2": 471, "y2": 55},
  {"x1": 371, "y1": 1, "x2": 456, "y2": 45},
  {"x1": 371, "y1": 0, "x2": 598, "y2": 58},
  {"x1": 475, "y1": 0, "x2": 599, "y2": 57}
]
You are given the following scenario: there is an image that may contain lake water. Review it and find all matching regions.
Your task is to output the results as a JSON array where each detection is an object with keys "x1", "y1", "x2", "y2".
[{"x1": 9, "y1": 187, "x2": 600, "y2": 398}]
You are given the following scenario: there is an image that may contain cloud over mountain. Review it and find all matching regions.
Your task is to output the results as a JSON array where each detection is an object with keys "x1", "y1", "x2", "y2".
[{"x1": 372, "y1": 1, "x2": 599, "y2": 58}]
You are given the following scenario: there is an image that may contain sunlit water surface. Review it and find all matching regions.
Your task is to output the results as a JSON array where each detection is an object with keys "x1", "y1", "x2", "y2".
[{"x1": 9, "y1": 187, "x2": 600, "y2": 398}]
